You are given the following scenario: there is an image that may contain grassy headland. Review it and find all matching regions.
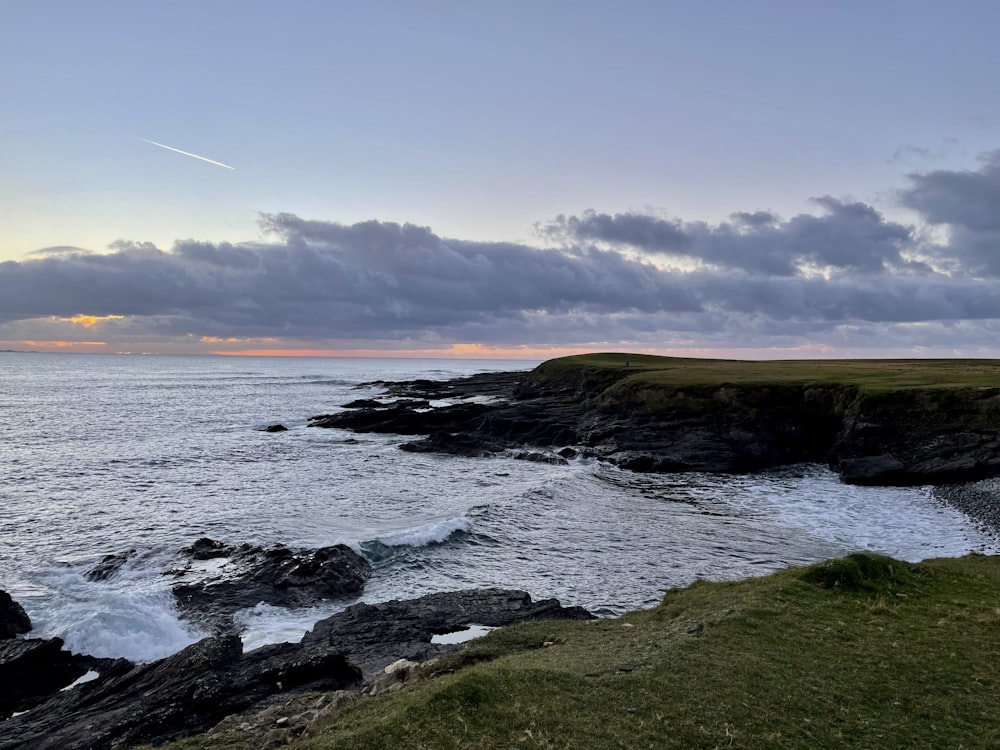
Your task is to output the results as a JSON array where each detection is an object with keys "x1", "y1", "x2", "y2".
[
  {"x1": 518, "y1": 353, "x2": 1000, "y2": 485},
  {"x1": 533, "y1": 352, "x2": 1000, "y2": 392},
  {"x1": 164, "y1": 552, "x2": 1000, "y2": 750}
]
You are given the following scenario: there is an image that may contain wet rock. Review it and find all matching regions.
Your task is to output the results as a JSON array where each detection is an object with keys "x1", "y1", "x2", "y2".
[
  {"x1": 400, "y1": 431, "x2": 504, "y2": 457},
  {"x1": 84, "y1": 550, "x2": 137, "y2": 582},
  {"x1": 341, "y1": 398, "x2": 385, "y2": 408},
  {"x1": 172, "y1": 542, "x2": 372, "y2": 633},
  {"x1": 934, "y1": 478, "x2": 1000, "y2": 529},
  {"x1": 0, "y1": 590, "x2": 133, "y2": 719},
  {"x1": 839, "y1": 455, "x2": 908, "y2": 485},
  {"x1": 0, "y1": 635, "x2": 361, "y2": 750},
  {"x1": 0, "y1": 590, "x2": 31, "y2": 639},
  {"x1": 509, "y1": 450, "x2": 569, "y2": 466},
  {"x1": 303, "y1": 588, "x2": 593, "y2": 679},
  {"x1": 0, "y1": 638, "x2": 91, "y2": 719},
  {"x1": 309, "y1": 401, "x2": 491, "y2": 435},
  {"x1": 183, "y1": 536, "x2": 233, "y2": 560},
  {"x1": 1, "y1": 588, "x2": 585, "y2": 749}
]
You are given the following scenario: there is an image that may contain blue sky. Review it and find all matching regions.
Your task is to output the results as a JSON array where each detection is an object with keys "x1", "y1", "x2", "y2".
[{"x1": 4, "y1": 1, "x2": 1000, "y2": 357}]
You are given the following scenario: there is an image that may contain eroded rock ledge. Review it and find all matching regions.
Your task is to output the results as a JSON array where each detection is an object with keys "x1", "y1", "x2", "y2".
[
  {"x1": 307, "y1": 363, "x2": 1000, "y2": 486},
  {"x1": 0, "y1": 588, "x2": 591, "y2": 749}
]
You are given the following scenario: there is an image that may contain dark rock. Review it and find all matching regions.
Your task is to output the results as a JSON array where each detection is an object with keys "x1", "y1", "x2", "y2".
[
  {"x1": 839, "y1": 455, "x2": 907, "y2": 485},
  {"x1": 309, "y1": 401, "x2": 490, "y2": 435},
  {"x1": 1, "y1": 588, "x2": 585, "y2": 749},
  {"x1": 509, "y1": 450, "x2": 569, "y2": 466},
  {"x1": 321, "y1": 367, "x2": 1000, "y2": 487},
  {"x1": 0, "y1": 637, "x2": 89, "y2": 718},
  {"x1": 400, "y1": 431, "x2": 504, "y2": 457},
  {"x1": 0, "y1": 635, "x2": 361, "y2": 750},
  {"x1": 828, "y1": 387, "x2": 1000, "y2": 485},
  {"x1": 84, "y1": 550, "x2": 137, "y2": 582},
  {"x1": 302, "y1": 588, "x2": 594, "y2": 679},
  {"x1": 0, "y1": 591, "x2": 31, "y2": 639},
  {"x1": 383, "y1": 371, "x2": 524, "y2": 401},
  {"x1": 172, "y1": 543, "x2": 372, "y2": 633},
  {"x1": 341, "y1": 398, "x2": 386, "y2": 408},
  {"x1": 263, "y1": 423, "x2": 288, "y2": 432},
  {"x1": 183, "y1": 536, "x2": 233, "y2": 560},
  {"x1": 557, "y1": 447, "x2": 579, "y2": 459}
]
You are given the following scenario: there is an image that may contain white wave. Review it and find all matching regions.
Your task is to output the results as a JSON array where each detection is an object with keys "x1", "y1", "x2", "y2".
[
  {"x1": 376, "y1": 516, "x2": 473, "y2": 547},
  {"x1": 718, "y1": 466, "x2": 1000, "y2": 560},
  {"x1": 31, "y1": 566, "x2": 206, "y2": 664}
]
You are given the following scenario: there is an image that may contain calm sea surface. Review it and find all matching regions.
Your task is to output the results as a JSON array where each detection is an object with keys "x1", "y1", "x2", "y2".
[{"x1": 2, "y1": 352, "x2": 997, "y2": 661}]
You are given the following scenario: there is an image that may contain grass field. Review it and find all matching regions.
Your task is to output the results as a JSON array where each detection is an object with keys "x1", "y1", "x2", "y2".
[
  {"x1": 533, "y1": 352, "x2": 1000, "y2": 392},
  {"x1": 166, "y1": 552, "x2": 1000, "y2": 750}
]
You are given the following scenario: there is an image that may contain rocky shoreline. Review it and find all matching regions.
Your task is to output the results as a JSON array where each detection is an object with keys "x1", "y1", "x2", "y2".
[
  {"x1": 0, "y1": 537, "x2": 591, "y2": 749},
  {"x1": 302, "y1": 361, "x2": 1000, "y2": 534},
  {"x1": 306, "y1": 364, "x2": 1000, "y2": 489},
  {"x1": 8, "y1": 358, "x2": 1000, "y2": 748}
]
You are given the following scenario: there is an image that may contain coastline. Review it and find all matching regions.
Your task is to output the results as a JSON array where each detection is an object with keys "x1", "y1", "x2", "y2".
[{"x1": 5, "y1": 352, "x2": 1000, "y2": 747}]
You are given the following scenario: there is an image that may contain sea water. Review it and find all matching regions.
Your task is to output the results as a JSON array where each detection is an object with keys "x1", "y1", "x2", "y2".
[{"x1": 2, "y1": 352, "x2": 997, "y2": 662}]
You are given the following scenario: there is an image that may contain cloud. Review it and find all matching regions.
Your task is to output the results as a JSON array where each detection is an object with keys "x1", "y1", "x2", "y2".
[
  {"x1": 540, "y1": 199, "x2": 919, "y2": 276},
  {"x1": 5, "y1": 149, "x2": 1000, "y2": 355},
  {"x1": 887, "y1": 139, "x2": 961, "y2": 165},
  {"x1": 0, "y1": 217, "x2": 701, "y2": 344},
  {"x1": 24, "y1": 245, "x2": 93, "y2": 257},
  {"x1": 900, "y1": 151, "x2": 1000, "y2": 233},
  {"x1": 899, "y1": 150, "x2": 1000, "y2": 276}
]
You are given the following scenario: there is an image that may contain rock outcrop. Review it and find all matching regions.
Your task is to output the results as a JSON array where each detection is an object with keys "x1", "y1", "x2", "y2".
[
  {"x1": 0, "y1": 591, "x2": 31, "y2": 639},
  {"x1": 0, "y1": 635, "x2": 125, "y2": 721},
  {"x1": 307, "y1": 363, "x2": 1000, "y2": 486},
  {"x1": 84, "y1": 550, "x2": 137, "y2": 582},
  {"x1": 0, "y1": 588, "x2": 591, "y2": 749},
  {"x1": 83, "y1": 539, "x2": 373, "y2": 634},
  {"x1": 0, "y1": 635, "x2": 361, "y2": 750},
  {"x1": 303, "y1": 588, "x2": 594, "y2": 679},
  {"x1": 170, "y1": 540, "x2": 372, "y2": 633}
]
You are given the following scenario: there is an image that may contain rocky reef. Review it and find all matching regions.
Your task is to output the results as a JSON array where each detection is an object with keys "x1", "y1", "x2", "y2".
[{"x1": 307, "y1": 356, "x2": 1000, "y2": 486}]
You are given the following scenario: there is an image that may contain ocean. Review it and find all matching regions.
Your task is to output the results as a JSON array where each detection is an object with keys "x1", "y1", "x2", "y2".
[{"x1": 2, "y1": 352, "x2": 997, "y2": 663}]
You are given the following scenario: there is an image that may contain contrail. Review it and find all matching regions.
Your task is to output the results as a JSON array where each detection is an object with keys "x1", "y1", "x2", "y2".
[{"x1": 135, "y1": 136, "x2": 236, "y2": 170}]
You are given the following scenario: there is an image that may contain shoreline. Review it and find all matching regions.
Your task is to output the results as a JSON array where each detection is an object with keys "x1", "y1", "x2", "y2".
[
  {"x1": 312, "y1": 354, "x2": 1000, "y2": 487},
  {"x1": 6, "y1": 352, "x2": 1000, "y2": 746}
]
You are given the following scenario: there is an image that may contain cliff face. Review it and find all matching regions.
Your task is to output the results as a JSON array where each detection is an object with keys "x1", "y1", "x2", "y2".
[
  {"x1": 311, "y1": 358, "x2": 1000, "y2": 487},
  {"x1": 579, "y1": 379, "x2": 846, "y2": 474},
  {"x1": 830, "y1": 386, "x2": 1000, "y2": 484},
  {"x1": 526, "y1": 363, "x2": 1000, "y2": 484}
]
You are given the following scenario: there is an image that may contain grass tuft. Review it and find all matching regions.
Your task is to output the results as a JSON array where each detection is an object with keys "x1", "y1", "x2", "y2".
[{"x1": 800, "y1": 552, "x2": 919, "y2": 593}]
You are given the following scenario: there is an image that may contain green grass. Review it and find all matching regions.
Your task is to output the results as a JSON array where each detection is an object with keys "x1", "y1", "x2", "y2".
[
  {"x1": 533, "y1": 352, "x2": 1000, "y2": 392},
  {"x1": 164, "y1": 553, "x2": 1000, "y2": 750}
]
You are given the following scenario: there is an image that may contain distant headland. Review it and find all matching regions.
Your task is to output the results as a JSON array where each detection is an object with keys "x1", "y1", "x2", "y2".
[{"x1": 311, "y1": 352, "x2": 1000, "y2": 487}]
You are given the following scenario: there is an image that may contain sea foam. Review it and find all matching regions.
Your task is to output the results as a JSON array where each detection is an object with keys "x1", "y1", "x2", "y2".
[
  {"x1": 32, "y1": 566, "x2": 205, "y2": 664},
  {"x1": 376, "y1": 515, "x2": 473, "y2": 547}
]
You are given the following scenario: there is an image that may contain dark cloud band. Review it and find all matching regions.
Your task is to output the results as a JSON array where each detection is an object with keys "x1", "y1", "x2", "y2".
[{"x1": 4, "y1": 151, "x2": 1000, "y2": 351}]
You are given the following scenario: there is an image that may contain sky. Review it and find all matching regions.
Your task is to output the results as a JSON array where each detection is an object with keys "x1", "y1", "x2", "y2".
[{"x1": 4, "y1": 1, "x2": 1000, "y2": 358}]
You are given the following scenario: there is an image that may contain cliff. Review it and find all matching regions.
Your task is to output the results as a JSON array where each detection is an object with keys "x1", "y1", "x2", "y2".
[{"x1": 313, "y1": 353, "x2": 1000, "y2": 486}]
